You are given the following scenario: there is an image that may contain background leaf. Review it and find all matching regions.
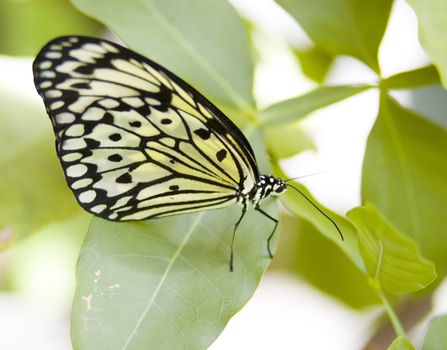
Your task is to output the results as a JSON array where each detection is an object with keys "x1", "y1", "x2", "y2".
[
  {"x1": 72, "y1": 200, "x2": 278, "y2": 350},
  {"x1": 264, "y1": 123, "x2": 315, "y2": 160},
  {"x1": 258, "y1": 85, "x2": 370, "y2": 125},
  {"x1": 276, "y1": 0, "x2": 393, "y2": 73},
  {"x1": 387, "y1": 336, "x2": 415, "y2": 350},
  {"x1": 362, "y1": 94, "x2": 447, "y2": 273},
  {"x1": 272, "y1": 216, "x2": 378, "y2": 309},
  {"x1": 421, "y1": 314, "x2": 447, "y2": 350},
  {"x1": 384, "y1": 65, "x2": 440, "y2": 89},
  {"x1": 0, "y1": 0, "x2": 102, "y2": 56},
  {"x1": 293, "y1": 46, "x2": 333, "y2": 83},
  {"x1": 72, "y1": 0, "x2": 255, "y2": 112},
  {"x1": 406, "y1": 0, "x2": 447, "y2": 90},
  {"x1": 347, "y1": 204, "x2": 436, "y2": 293}
]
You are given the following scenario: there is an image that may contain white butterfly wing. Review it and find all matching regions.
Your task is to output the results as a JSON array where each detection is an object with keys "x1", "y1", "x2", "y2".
[{"x1": 33, "y1": 36, "x2": 259, "y2": 221}]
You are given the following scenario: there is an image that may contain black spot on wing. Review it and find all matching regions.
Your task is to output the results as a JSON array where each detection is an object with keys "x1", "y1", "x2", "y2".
[
  {"x1": 71, "y1": 82, "x2": 90, "y2": 89},
  {"x1": 161, "y1": 118, "x2": 172, "y2": 125},
  {"x1": 129, "y1": 121, "x2": 141, "y2": 128},
  {"x1": 108, "y1": 154, "x2": 123, "y2": 162},
  {"x1": 169, "y1": 185, "x2": 180, "y2": 192},
  {"x1": 109, "y1": 133, "x2": 121, "y2": 141},
  {"x1": 103, "y1": 113, "x2": 114, "y2": 124},
  {"x1": 75, "y1": 65, "x2": 94, "y2": 74},
  {"x1": 194, "y1": 128, "x2": 211, "y2": 140},
  {"x1": 85, "y1": 138, "x2": 100, "y2": 148},
  {"x1": 116, "y1": 173, "x2": 132, "y2": 184},
  {"x1": 216, "y1": 149, "x2": 227, "y2": 162}
]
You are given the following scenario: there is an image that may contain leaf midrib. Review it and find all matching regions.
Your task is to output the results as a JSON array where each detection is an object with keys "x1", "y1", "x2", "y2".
[{"x1": 121, "y1": 212, "x2": 204, "y2": 350}]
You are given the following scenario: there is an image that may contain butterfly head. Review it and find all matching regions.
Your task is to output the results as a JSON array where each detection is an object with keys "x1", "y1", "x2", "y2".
[
  {"x1": 258, "y1": 175, "x2": 286, "y2": 196},
  {"x1": 271, "y1": 177, "x2": 286, "y2": 195}
]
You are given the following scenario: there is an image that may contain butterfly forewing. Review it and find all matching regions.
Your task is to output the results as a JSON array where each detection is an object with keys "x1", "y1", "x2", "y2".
[{"x1": 33, "y1": 36, "x2": 259, "y2": 221}]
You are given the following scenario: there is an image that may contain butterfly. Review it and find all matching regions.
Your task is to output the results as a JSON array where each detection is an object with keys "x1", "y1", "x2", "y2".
[{"x1": 33, "y1": 36, "x2": 342, "y2": 270}]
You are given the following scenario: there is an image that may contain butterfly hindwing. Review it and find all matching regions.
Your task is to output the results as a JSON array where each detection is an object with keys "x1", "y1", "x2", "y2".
[{"x1": 33, "y1": 36, "x2": 259, "y2": 221}]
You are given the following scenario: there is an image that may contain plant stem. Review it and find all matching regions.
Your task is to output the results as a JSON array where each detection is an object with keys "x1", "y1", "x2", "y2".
[{"x1": 378, "y1": 289, "x2": 406, "y2": 337}]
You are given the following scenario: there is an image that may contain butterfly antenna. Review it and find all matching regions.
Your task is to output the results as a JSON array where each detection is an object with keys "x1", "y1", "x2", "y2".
[
  {"x1": 284, "y1": 171, "x2": 327, "y2": 182},
  {"x1": 286, "y1": 183, "x2": 344, "y2": 241}
]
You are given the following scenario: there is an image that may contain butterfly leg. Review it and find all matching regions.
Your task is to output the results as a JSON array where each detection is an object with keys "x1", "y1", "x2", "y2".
[
  {"x1": 255, "y1": 207, "x2": 278, "y2": 258},
  {"x1": 230, "y1": 203, "x2": 247, "y2": 272}
]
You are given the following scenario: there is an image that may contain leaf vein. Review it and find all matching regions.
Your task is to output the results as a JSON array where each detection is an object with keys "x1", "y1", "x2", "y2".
[{"x1": 120, "y1": 212, "x2": 204, "y2": 350}]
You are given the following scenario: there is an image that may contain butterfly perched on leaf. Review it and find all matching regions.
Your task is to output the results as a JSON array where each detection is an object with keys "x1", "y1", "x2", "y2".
[{"x1": 33, "y1": 36, "x2": 342, "y2": 270}]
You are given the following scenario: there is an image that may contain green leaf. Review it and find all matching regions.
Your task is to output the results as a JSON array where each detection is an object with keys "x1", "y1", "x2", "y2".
[
  {"x1": 273, "y1": 164, "x2": 364, "y2": 270},
  {"x1": 347, "y1": 203, "x2": 436, "y2": 293},
  {"x1": 0, "y1": 62, "x2": 81, "y2": 243},
  {"x1": 406, "y1": 0, "x2": 447, "y2": 90},
  {"x1": 362, "y1": 94, "x2": 447, "y2": 273},
  {"x1": 273, "y1": 216, "x2": 378, "y2": 309},
  {"x1": 264, "y1": 123, "x2": 315, "y2": 160},
  {"x1": 276, "y1": 0, "x2": 393, "y2": 73},
  {"x1": 72, "y1": 0, "x2": 255, "y2": 112},
  {"x1": 0, "y1": 0, "x2": 102, "y2": 56},
  {"x1": 422, "y1": 314, "x2": 447, "y2": 350},
  {"x1": 384, "y1": 65, "x2": 440, "y2": 89},
  {"x1": 387, "y1": 336, "x2": 415, "y2": 350},
  {"x1": 72, "y1": 201, "x2": 278, "y2": 350},
  {"x1": 258, "y1": 85, "x2": 370, "y2": 125},
  {"x1": 293, "y1": 46, "x2": 333, "y2": 83}
]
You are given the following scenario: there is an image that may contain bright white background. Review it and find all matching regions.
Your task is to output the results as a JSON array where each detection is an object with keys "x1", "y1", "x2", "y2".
[{"x1": 1, "y1": 0, "x2": 446, "y2": 349}]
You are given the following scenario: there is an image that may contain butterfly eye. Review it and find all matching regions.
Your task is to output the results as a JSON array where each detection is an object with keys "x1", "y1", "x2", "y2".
[{"x1": 275, "y1": 184, "x2": 286, "y2": 194}]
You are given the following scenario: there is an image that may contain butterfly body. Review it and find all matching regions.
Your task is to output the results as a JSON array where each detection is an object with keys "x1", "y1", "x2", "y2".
[{"x1": 236, "y1": 175, "x2": 285, "y2": 209}]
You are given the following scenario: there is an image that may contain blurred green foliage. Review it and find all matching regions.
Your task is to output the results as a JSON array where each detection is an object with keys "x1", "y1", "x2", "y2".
[
  {"x1": 421, "y1": 314, "x2": 447, "y2": 350},
  {"x1": 0, "y1": 0, "x2": 447, "y2": 349},
  {"x1": 0, "y1": 74, "x2": 82, "y2": 242},
  {"x1": 293, "y1": 46, "x2": 333, "y2": 83},
  {"x1": 406, "y1": 85, "x2": 447, "y2": 128},
  {"x1": 407, "y1": 0, "x2": 447, "y2": 90},
  {"x1": 272, "y1": 215, "x2": 378, "y2": 309},
  {"x1": 277, "y1": 0, "x2": 393, "y2": 73},
  {"x1": 3, "y1": 215, "x2": 88, "y2": 298},
  {"x1": 258, "y1": 85, "x2": 371, "y2": 125},
  {"x1": 384, "y1": 65, "x2": 440, "y2": 89},
  {"x1": 0, "y1": 0, "x2": 102, "y2": 56},
  {"x1": 387, "y1": 336, "x2": 415, "y2": 350}
]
